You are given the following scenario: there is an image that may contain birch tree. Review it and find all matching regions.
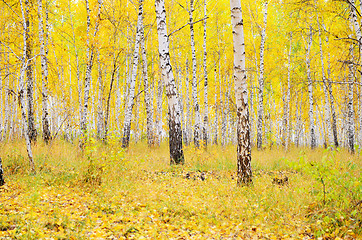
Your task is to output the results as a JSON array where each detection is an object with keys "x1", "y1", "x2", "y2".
[
  {"x1": 38, "y1": 0, "x2": 51, "y2": 143},
  {"x1": 155, "y1": 0, "x2": 184, "y2": 164},
  {"x1": 140, "y1": 6, "x2": 155, "y2": 147},
  {"x1": 282, "y1": 33, "x2": 292, "y2": 150},
  {"x1": 121, "y1": 0, "x2": 143, "y2": 148},
  {"x1": 306, "y1": 26, "x2": 316, "y2": 149},
  {"x1": 0, "y1": 157, "x2": 4, "y2": 186},
  {"x1": 202, "y1": 0, "x2": 208, "y2": 148},
  {"x1": 230, "y1": 0, "x2": 252, "y2": 185},
  {"x1": 25, "y1": 0, "x2": 37, "y2": 143},
  {"x1": 256, "y1": 1, "x2": 268, "y2": 150},
  {"x1": 20, "y1": 0, "x2": 35, "y2": 173},
  {"x1": 80, "y1": 0, "x2": 102, "y2": 144},
  {"x1": 189, "y1": 0, "x2": 201, "y2": 148},
  {"x1": 317, "y1": 14, "x2": 332, "y2": 147}
]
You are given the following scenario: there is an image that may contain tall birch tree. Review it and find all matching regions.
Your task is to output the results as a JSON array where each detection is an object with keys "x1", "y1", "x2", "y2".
[
  {"x1": 155, "y1": 0, "x2": 184, "y2": 164},
  {"x1": 38, "y1": 0, "x2": 51, "y2": 143},
  {"x1": 80, "y1": 0, "x2": 102, "y2": 145},
  {"x1": 202, "y1": 0, "x2": 208, "y2": 148},
  {"x1": 306, "y1": 26, "x2": 316, "y2": 149},
  {"x1": 189, "y1": 0, "x2": 201, "y2": 148},
  {"x1": 230, "y1": 0, "x2": 252, "y2": 185},
  {"x1": 25, "y1": 0, "x2": 37, "y2": 143},
  {"x1": 256, "y1": 1, "x2": 268, "y2": 150},
  {"x1": 20, "y1": 0, "x2": 35, "y2": 173}
]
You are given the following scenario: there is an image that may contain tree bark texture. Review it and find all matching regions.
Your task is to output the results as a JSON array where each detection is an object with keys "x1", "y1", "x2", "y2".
[
  {"x1": 121, "y1": 0, "x2": 144, "y2": 148},
  {"x1": 155, "y1": 0, "x2": 185, "y2": 164},
  {"x1": 230, "y1": 0, "x2": 252, "y2": 185}
]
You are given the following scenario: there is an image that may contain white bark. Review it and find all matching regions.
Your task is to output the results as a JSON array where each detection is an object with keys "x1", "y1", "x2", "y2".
[
  {"x1": 213, "y1": 69, "x2": 218, "y2": 145},
  {"x1": 25, "y1": 0, "x2": 37, "y2": 143},
  {"x1": 185, "y1": 59, "x2": 191, "y2": 146},
  {"x1": 306, "y1": 26, "x2": 316, "y2": 149},
  {"x1": 202, "y1": 0, "x2": 208, "y2": 148},
  {"x1": 282, "y1": 33, "x2": 292, "y2": 150},
  {"x1": 80, "y1": 0, "x2": 102, "y2": 140},
  {"x1": 326, "y1": 34, "x2": 339, "y2": 147},
  {"x1": 189, "y1": 0, "x2": 201, "y2": 148},
  {"x1": 317, "y1": 16, "x2": 332, "y2": 147},
  {"x1": 122, "y1": 0, "x2": 143, "y2": 148},
  {"x1": 140, "y1": 9, "x2": 155, "y2": 147},
  {"x1": 230, "y1": 0, "x2": 252, "y2": 185},
  {"x1": 38, "y1": 0, "x2": 51, "y2": 143},
  {"x1": 256, "y1": 1, "x2": 268, "y2": 150},
  {"x1": 96, "y1": 51, "x2": 104, "y2": 140},
  {"x1": 155, "y1": 0, "x2": 184, "y2": 164},
  {"x1": 20, "y1": 0, "x2": 35, "y2": 172},
  {"x1": 156, "y1": 75, "x2": 163, "y2": 146}
]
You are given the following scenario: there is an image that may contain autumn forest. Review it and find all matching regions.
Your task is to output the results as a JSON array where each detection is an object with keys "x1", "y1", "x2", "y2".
[{"x1": 0, "y1": 0, "x2": 361, "y2": 238}]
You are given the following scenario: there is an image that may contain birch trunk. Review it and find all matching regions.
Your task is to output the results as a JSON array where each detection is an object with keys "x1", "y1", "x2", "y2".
[
  {"x1": 213, "y1": 69, "x2": 218, "y2": 145},
  {"x1": 282, "y1": 33, "x2": 292, "y2": 150},
  {"x1": 38, "y1": 0, "x2": 51, "y2": 143},
  {"x1": 155, "y1": 0, "x2": 184, "y2": 164},
  {"x1": 0, "y1": 157, "x2": 4, "y2": 186},
  {"x1": 185, "y1": 59, "x2": 191, "y2": 146},
  {"x1": 230, "y1": 0, "x2": 252, "y2": 185},
  {"x1": 68, "y1": 0, "x2": 82, "y2": 131},
  {"x1": 347, "y1": 36, "x2": 355, "y2": 153},
  {"x1": 80, "y1": 0, "x2": 102, "y2": 142},
  {"x1": 202, "y1": 0, "x2": 208, "y2": 148},
  {"x1": 189, "y1": 0, "x2": 200, "y2": 148},
  {"x1": 156, "y1": 76, "x2": 163, "y2": 146},
  {"x1": 307, "y1": 26, "x2": 316, "y2": 149},
  {"x1": 104, "y1": 54, "x2": 118, "y2": 141},
  {"x1": 121, "y1": 0, "x2": 143, "y2": 148},
  {"x1": 96, "y1": 52, "x2": 104, "y2": 140},
  {"x1": 317, "y1": 17, "x2": 332, "y2": 147},
  {"x1": 326, "y1": 34, "x2": 339, "y2": 147},
  {"x1": 177, "y1": 66, "x2": 185, "y2": 146},
  {"x1": 4, "y1": 53, "x2": 9, "y2": 139},
  {"x1": 140, "y1": 11, "x2": 155, "y2": 147},
  {"x1": 20, "y1": 0, "x2": 35, "y2": 173},
  {"x1": 25, "y1": 0, "x2": 37, "y2": 143},
  {"x1": 256, "y1": 1, "x2": 268, "y2": 150},
  {"x1": 250, "y1": 79, "x2": 254, "y2": 147}
]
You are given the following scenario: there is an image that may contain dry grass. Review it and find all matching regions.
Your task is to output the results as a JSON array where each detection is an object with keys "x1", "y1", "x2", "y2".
[{"x1": 0, "y1": 138, "x2": 361, "y2": 239}]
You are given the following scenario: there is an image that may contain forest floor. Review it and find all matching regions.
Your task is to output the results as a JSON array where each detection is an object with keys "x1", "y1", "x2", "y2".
[{"x1": 0, "y1": 138, "x2": 361, "y2": 239}]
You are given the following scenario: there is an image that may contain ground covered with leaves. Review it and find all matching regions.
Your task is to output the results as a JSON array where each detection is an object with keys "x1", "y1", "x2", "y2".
[{"x1": 0, "y1": 139, "x2": 361, "y2": 239}]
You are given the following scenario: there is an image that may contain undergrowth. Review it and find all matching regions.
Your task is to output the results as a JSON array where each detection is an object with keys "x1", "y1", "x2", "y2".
[{"x1": 0, "y1": 138, "x2": 360, "y2": 239}]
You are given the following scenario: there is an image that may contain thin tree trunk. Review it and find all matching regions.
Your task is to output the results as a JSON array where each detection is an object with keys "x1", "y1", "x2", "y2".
[
  {"x1": 256, "y1": 1, "x2": 268, "y2": 150},
  {"x1": 317, "y1": 15, "x2": 332, "y2": 147},
  {"x1": 156, "y1": 76, "x2": 163, "y2": 146},
  {"x1": 0, "y1": 157, "x2": 4, "y2": 186},
  {"x1": 282, "y1": 33, "x2": 292, "y2": 150},
  {"x1": 80, "y1": 0, "x2": 102, "y2": 144},
  {"x1": 213, "y1": 68, "x2": 218, "y2": 145},
  {"x1": 347, "y1": 33, "x2": 355, "y2": 153},
  {"x1": 202, "y1": 0, "x2": 208, "y2": 148},
  {"x1": 121, "y1": 0, "x2": 143, "y2": 148},
  {"x1": 96, "y1": 51, "x2": 104, "y2": 140},
  {"x1": 230, "y1": 0, "x2": 252, "y2": 185},
  {"x1": 185, "y1": 59, "x2": 191, "y2": 146},
  {"x1": 306, "y1": 26, "x2": 316, "y2": 149},
  {"x1": 25, "y1": 0, "x2": 37, "y2": 143},
  {"x1": 38, "y1": 0, "x2": 51, "y2": 143},
  {"x1": 189, "y1": 0, "x2": 201, "y2": 148},
  {"x1": 155, "y1": 0, "x2": 184, "y2": 164},
  {"x1": 325, "y1": 35, "x2": 338, "y2": 147},
  {"x1": 20, "y1": 0, "x2": 35, "y2": 173},
  {"x1": 140, "y1": 10, "x2": 155, "y2": 147}
]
